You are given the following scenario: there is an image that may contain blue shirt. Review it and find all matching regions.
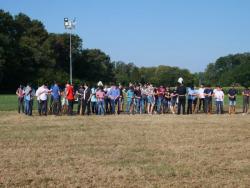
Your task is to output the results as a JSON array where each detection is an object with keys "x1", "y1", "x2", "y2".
[
  {"x1": 109, "y1": 87, "x2": 120, "y2": 98},
  {"x1": 127, "y1": 89, "x2": 134, "y2": 100},
  {"x1": 187, "y1": 88, "x2": 196, "y2": 100},
  {"x1": 51, "y1": 85, "x2": 60, "y2": 100}
]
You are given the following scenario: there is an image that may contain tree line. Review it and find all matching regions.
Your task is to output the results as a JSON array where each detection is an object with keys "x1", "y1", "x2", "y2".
[{"x1": 1, "y1": 10, "x2": 250, "y2": 93}]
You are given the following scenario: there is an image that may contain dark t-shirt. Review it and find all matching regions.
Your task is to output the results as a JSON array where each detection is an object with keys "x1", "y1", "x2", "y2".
[
  {"x1": 204, "y1": 88, "x2": 213, "y2": 99},
  {"x1": 228, "y1": 88, "x2": 237, "y2": 101},
  {"x1": 164, "y1": 91, "x2": 171, "y2": 101},
  {"x1": 171, "y1": 89, "x2": 178, "y2": 101},
  {"x1": 177, "y1": 85, "x2": 186, "y2": 96},
  {"x1": 134, "y1": 89, "x2": 141, "y2": 98}
]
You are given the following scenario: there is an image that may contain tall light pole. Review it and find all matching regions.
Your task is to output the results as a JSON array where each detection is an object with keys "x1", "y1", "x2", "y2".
[{"x1": 64, "y1": 18, "x2": 76, "y2": 85}]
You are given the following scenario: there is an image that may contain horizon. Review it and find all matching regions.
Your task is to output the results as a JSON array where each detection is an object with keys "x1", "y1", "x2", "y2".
[{"x1": 1, "y1": 0, "x2": 250, "y2": 73}]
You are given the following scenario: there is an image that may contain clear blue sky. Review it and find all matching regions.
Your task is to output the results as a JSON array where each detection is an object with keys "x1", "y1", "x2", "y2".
[{"x1": 1, "y1": 0, "x2": 250, "y2": 72}]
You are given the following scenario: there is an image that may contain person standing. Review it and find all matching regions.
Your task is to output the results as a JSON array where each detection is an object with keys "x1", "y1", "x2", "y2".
[
  {"x1": 187, "y1": 86, "x2": 195, "y2": 115},
  {"x1": 83, "y1": 83, "x2": 91, "y2": 115},
  {"x1": 170, "y1": 87, "x2": 178, "y2": 114},
  {"x1": 16, "y1": 85, "x2": 25, "y2": 113},
  {"x1": 108, "y1": 84, "x2": 120, "y2": 115},
  {"x1": 118, "y1": 84, "x2": 124, "y2": 113},
  {"x1": 134, "y1": 85, "x2": 142, "y2": 114},
  {"x1": 90, "y1": 86, "x2": 97, "y2": 115},
  {"x1": 146, "y1": 84, "x2": 155, "y2": 115},
  {"x1": 126, "y1": 86, "x2": 135, "y2": 114},
  {"x1": 76, "y1": 84, "x2": 84, "y2": 115},
  {"x1": 157, "y1": 86, "x2": 165, "y2": 114},
  {"x1": 24, "y1": 84, "x2": 32, "y2": 116},
  {"x1": 242, "y1": 86, "x2": 250, "y2": 115},
  {"x1": 40, "y1": 84, "x2": 50, "y2": 116},
  {"x1": 228, "y1": 84, "x2": 237, "y2": 114},
  {"x1": 177, "y1": 83, "x2": 187, "y2": 115},
  {"x1": 104, "y1": 85, "x2": 111, "y2": 114},
  {"x1": 197, "y1": 84, "x2": 205, "y2": 113},
  {"x1": 66, "y1": 83, "x2": 74, "y2": 115},
  {"x1": 214, "y1": 86, "x2": 224, "y2": 114},
  {"x1": 163, "y1": 87, "x2": 171, "y2": 113},
  {"x1": 140, "y1": 84, "x2": 148, "y2": 114},
  {"x1": 204, "y1": 85, "x2": 213, "y2": 114},
  {"x1": 51, "y1": 82, "x2": 61, "y2": 115},
  {"x1": 96, "y1": 87, "x2": 105, "y2": 115}
]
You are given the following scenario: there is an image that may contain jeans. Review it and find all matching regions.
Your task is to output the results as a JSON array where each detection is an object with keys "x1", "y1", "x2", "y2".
[
  {"x1": 135, "y1": 98, "x2": 142, "y2": 113},
  {"x1": 198, "y1": 98, "x2": 205, "y2": 112},
  {"x1": 98, "y1": 100, "x2": 105, "y2": 115},
  {"x1": 187, "y1": 99, "x2": 193, "y2": 114},
  {"x1": 126, "y1": 99, "x2": 133, "y2": 113},
  {"x1": 24, "y1": 99, "x2": 31, "y2": 115},
  {"x1": 91, "y1": 101, "x2": 97, "y2": 114},
  {"x1": 216, "y1": 101, "x2": 223, "y2": 114},
  {"x1": 157, "y1": 96, "x2": 163, "y2": 113},
  {"x1": 141, "y1": 96, "x2": 147, "y2": 113},
  {"x1": 83, "y1": 99, "x2": 91, "y2": 115},
  {"x1": 18, "y1": 97, "x2": 24, "y2": 113},
  {"x1": 163, "y1": 99, "x2": 170, "y2": 113},
  {"x1": 111, "y1": 98, "x2": 119, "y2": 114},
  {"x1": 243, "y1": 96, "x2": 249, "y2": 113},
  {"x1": 52, "y1": 99, "x2": 60, "y2": 115},
  {"x1": 204, "y1": 98, "x2": 212, "y2": 113},
  {"x1": 41, "y1": 100, "x2": 48, "y2": 115}
]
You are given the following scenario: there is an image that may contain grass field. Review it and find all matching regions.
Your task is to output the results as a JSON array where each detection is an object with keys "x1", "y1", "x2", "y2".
[{"x1": 0, "y1": 111, "x2": 250, "y2": 187}]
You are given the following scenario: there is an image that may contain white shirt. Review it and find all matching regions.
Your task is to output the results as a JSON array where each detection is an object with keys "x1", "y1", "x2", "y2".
[
  {"x1": 198, "y1": 88, "x2": 205, "y2": 98},
  {"x1": 36, "y1": 86, "x2": 49, "y2": 101},
  {"x1": 214, "y1": 90, "x2": 224, "y2": 101}
]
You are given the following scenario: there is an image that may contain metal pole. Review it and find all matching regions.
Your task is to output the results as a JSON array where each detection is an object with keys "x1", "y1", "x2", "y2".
[{"x1": 69, "y1": 30, "x2": 72, "y2": 85}]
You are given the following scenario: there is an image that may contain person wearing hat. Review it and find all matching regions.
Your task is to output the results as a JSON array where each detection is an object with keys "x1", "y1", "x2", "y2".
[{"x1": 228, "y1": 84, "x2": 237, "y2": 114}]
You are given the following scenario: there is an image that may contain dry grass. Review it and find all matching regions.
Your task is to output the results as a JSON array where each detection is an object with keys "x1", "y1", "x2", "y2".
[{"x1": 0, "y1": 112, "x2": 250, "y2": 187}]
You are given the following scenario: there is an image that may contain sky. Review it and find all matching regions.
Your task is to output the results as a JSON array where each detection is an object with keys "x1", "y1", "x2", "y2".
[{"x1": 1, "y1": 0, "x2": 250, "y2": 72}]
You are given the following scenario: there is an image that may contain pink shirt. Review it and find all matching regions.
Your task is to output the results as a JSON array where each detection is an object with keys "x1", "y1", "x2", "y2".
[{"x1": 96, "y1": 90, "x2": 105, "y2": 101}]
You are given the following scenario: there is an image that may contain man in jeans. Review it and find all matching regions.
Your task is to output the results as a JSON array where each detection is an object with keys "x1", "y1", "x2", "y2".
[
  {"x1": 157, "y1": 86, "x2": 165, "y2": 114},
  {"x1": 51, "y1": 82, "x2": 61, "y2": 115},
  {"x1": 204, "y1": 85, "x2": 213, "y2": 114},
  {"x1": 197, "y1": 84, "x2": 205, "y2": 113},
  {"x1": 24, "y1": 83, "x2": 32, "y2": 116},
  {"x1": 214, "y1": 86, "x2": 224, "y2": 114},
  {"x1": 228, "y1": 84, "x2": 237, "y2": 114},
  {"x1": 108, "y1": 84, "x2": 120, "y2": 114},
  {"x1": 16, "y1": 85, "x2": 25, "y2": 113},
  {"x1": 36, "y1": 84, "x2": 50, "y2": 116},
  {"x1": 96, "y1": 87, "x2": 105, "y2": 115}
]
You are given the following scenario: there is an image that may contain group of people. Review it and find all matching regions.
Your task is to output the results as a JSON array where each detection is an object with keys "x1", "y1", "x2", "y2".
[{"x1": 16, "y1": 80, "x2": 250, "y2": 116}]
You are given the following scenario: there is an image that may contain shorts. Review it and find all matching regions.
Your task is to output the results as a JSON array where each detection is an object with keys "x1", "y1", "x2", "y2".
[
  {"x1": 147, "y1": 96, "x2": 155, "y2": 105},
  {"x1": 229, "y1": 100, "x2": 236, "y2": 106},
  {"x1": 171, "y1": 99, "x2": 176, "y2": 106}
]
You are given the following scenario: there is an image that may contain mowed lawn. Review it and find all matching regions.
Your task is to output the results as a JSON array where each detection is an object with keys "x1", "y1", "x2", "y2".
[{"x1": 0, "y1": 112, "x2": 249, "y2": 187}]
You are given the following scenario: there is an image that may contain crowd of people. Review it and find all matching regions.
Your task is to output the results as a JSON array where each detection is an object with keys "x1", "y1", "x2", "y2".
[{"x1": 15, "y1": 79, "x2": 250, "y2": 116}]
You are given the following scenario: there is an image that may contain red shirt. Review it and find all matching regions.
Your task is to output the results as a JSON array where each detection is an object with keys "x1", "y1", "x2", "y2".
[
  {"x1": 157, "y1": 87, "x2": 165, "y2": 97},
  {"x1": 66, "y1": 85, "x2": 74, "y2": 100}
]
